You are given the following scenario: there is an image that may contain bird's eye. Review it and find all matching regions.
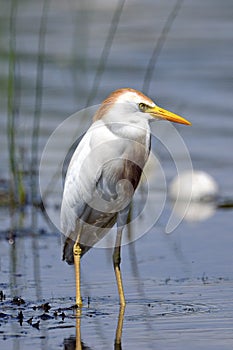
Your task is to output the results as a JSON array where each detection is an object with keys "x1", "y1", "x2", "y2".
[{"x1": 139, "y1": 103, "x2": 148, "y2": 112}]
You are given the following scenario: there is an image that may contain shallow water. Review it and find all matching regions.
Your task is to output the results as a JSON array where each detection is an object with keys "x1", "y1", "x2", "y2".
[
  {"x1": 1, "y1": 231, "x2": 233, "y2": 349},
  {"x1": 1, "y1": 0, "x2": 233, "y2": 349}
]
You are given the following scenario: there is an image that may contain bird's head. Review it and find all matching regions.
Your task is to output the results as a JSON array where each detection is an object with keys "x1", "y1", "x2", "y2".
[{"x1": 93, "y1": 88, "x2": 191, "y2": 126}]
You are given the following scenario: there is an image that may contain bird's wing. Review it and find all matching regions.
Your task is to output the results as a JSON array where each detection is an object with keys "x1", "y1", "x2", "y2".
[
  {"x1": 61, "y1": 123, "x2": 101, "y2": 235},
  {"x1": 61, "y1": 121, "x2": 121, "y2": 262},
  {"x1": 62, "y1": 212, "x2": 117, "y2": 264},
  {"x1": 62, "y1": 134, "x2": 84, "y2": 186},
  {"x1": 61, "y1": 120, "x2": 149, "y2": 263}
]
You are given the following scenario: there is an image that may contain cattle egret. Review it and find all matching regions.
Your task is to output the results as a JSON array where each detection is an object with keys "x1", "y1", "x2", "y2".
[{"x1": 61, "y1": 88, "x2": 191, "y2": 307}]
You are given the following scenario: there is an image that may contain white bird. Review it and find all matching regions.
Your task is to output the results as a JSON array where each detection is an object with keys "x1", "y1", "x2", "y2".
[{"x1": 60, "y1": 88, "x2": 191, "y2": 307}]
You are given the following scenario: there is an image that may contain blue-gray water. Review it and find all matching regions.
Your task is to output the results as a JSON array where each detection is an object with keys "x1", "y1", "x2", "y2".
[{"x1": 0, "y1": 0, "x2": 233, "y2": 349}]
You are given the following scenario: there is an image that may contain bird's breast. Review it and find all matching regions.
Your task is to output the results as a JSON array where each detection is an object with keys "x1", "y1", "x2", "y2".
[{"x1": 96, "y1": 139, "x2": 150, "y2": 206}]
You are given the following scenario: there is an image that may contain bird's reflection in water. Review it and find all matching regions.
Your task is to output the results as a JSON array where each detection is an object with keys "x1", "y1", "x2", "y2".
[
  {"x1": 114, "y1": 306, "x2": 125, "y2": 350},
  {"x1": 63, "y1": 336, "x2": 91, "y2": 350},
  {"x1": 63, "y1": 306, "x2": 125, "y2": 350}
]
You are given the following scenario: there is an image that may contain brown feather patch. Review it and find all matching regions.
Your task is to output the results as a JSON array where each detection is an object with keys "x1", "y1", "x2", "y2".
[{"x1": 93, "y1": 88, "x2": 154, "y2": 121}]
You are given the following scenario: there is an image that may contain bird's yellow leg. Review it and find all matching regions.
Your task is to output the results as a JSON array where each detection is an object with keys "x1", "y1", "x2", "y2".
[
  {"x1": 73, "y1": 241, "x2": 82, "y2": 307},
  {"x1": 113, "y1": 229, "x2": 126, "y2": 307}
]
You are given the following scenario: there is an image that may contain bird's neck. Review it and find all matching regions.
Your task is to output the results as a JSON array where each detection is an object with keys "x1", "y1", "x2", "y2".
[{"x1": 103, "y1": 117, "x2": 150, "y2": 145}]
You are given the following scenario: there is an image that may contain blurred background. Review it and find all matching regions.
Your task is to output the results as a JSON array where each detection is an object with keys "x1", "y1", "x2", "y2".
[{"x1": 0, "y1": 0, "x2": 233, "y2": 349}]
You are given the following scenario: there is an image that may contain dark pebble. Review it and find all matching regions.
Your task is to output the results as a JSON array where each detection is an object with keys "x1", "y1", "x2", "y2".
[
  {"x1": 40, "y1": 302, "x2": 51, "y2": 312},
  {"x1": 17, "y1": 311, "x2": 24, "y2": 320},
  {"x1": 39, "y1": 313, "x2": 54, "y2": 320},
  {"x1": 26, "y1": 317, "x2": 33, "y2": 325},
  {"x1": 60, "y1": 312, "x2": 66, "y2": 320},
  {"x1": 32, "y1": 321, "x2": 40, "y2": 329},
  {"x1": 0, "y1": 290, "x2": 6, "y2": 301},
  {"x1": 11, "y1": 296, "x2": 25, "y2": 306}
]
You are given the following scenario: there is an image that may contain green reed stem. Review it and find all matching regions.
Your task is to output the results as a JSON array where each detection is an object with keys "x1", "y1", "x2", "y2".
[
  {"x1": 30, "y1": 0, "x2": 49, "y2": 206},
  {"x1": 143, "y1": 0, "x2": 184, "y2": 94},
  {"x1": 7, "y1": 0, "x2": 25, "y2": 206},
  {"x1": 86, "y1": 0, "x2": 125, "y2": 107}
]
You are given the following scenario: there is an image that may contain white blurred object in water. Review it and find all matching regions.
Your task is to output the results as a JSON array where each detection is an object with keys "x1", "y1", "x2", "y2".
[
  {"x1": 169, "y1": 170, "x2": 219, "y2": 222},
  {"x1": 169, "y1": 170, "x2": 219, "y2": 202}
]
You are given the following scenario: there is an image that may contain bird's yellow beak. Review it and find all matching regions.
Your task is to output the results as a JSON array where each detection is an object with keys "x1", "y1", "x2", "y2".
[{"x1": 148, "y1": 105, "x2": 191, "y2": 125}]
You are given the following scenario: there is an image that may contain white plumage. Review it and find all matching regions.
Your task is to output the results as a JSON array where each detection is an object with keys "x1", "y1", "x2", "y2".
[{"x1": 60, "y1": 88, "x2": 191, "y2": 306}]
